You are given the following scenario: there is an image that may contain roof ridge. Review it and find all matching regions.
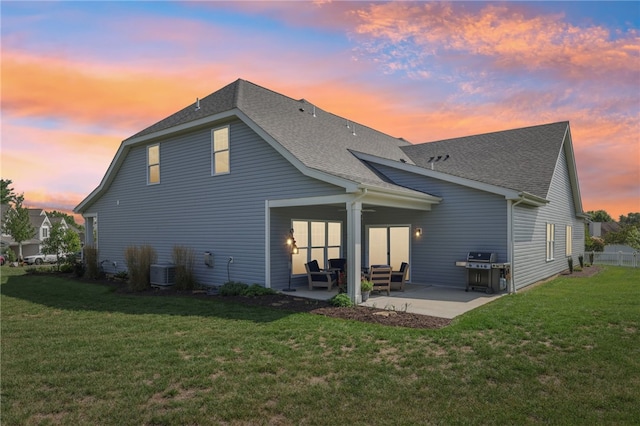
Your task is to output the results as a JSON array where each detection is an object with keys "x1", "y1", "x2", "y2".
[{"x1": 418, "y1": 121, "x2": 568, "y2": 145}]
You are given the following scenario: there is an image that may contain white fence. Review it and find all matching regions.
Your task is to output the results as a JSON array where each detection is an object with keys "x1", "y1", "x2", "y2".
[{"x1": 590, "y1": 251, "x2": 639, "y2": 268}]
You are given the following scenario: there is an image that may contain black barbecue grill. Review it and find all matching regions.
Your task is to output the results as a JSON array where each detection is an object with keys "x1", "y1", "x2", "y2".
[{"x1": 456, "y1": 252, "x2": 509, "y2": 294}]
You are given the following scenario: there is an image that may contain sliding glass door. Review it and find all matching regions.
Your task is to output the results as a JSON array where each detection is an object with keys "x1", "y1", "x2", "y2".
[{"x1": 367, "y1": 225, "x2": 410, "y2": 271}]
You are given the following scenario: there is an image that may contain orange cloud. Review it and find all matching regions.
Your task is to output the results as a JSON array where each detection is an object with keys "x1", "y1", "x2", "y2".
[
  {"x1": 1, "y1": 49, "x2": 229, "y2": 132},
  {"x1": 351, "y1": 2, "x2": 639, "y2": 84}
]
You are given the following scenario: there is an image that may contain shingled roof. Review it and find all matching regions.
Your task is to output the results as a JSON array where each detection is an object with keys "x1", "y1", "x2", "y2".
[
  {"x1": 80, "y1": 79, "x2": 578, "y2": 214},
  {"x1": 128, "y1": 79, "x2": 422, "y2": 196},
  {"x1": 401, "y1": 122, "x2": 570, "y2": 199}
]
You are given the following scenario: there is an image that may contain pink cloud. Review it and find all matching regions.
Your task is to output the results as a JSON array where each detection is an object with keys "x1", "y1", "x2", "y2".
[{"x1": 350, "y1": 2, "x2": 639, "y2": 84}]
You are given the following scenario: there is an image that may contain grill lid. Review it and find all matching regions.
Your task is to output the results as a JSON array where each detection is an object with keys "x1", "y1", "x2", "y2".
[{"x1": 467, "y1": 252, "x2": 496, "y2": 263}]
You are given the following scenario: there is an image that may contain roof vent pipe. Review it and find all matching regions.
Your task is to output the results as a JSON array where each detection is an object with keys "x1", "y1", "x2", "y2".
[
  {"x1": 352, "y1": 123, "x2": 356, "y2": 136},
  {"x1": 312, "y1": 105, "x2": 316, "y2": 117},
  {"x1": 195, "y1": 98, "x2": 200, "y2": 111}
]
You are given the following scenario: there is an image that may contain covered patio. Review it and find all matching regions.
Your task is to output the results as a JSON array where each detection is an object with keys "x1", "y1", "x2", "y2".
[
  {"x1": 283, "y1": 284, "x2": 505, "y2": 319},
  {"x1": 267, "y1": 187, "x2": 442, "y2": 305}
]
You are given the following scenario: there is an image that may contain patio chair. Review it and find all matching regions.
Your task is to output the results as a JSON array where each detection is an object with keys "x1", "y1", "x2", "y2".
[
  {"x1": 328, "y1": 258, "x2": 347, "y2": 291},
  {"x1": 305, "y1": 260, "x2": 336, "y2": 291},
  {"x1": 390, "y1": 262, "x2": 409, "y2": 291},
  {"x1": 368, "y1": 265, "x2": 392, "y2": 296},
  {"x1": 327, "y1": 258, "x2": 346, "y2": 272}
]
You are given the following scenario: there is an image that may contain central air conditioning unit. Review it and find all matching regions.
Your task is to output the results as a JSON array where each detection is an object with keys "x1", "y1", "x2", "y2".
[{"x1": 150, "y1": 263, "x2": 176, "y2": 288}]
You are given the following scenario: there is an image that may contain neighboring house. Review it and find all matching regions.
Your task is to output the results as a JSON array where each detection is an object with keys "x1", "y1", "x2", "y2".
[
  {"x1": 588, "y1": 221, "x2": 621, "y2": 238},
  {"x1": 74, "y1": 79, "x2": 586, "y2": 301},
  {"x1": 1, "y1": 208, "x2": 66, "y2": 259}
]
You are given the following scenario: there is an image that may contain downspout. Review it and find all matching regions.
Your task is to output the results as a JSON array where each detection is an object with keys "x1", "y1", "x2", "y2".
[{"x1": 509, "y1": 196, "x2": 526, "y2": 294}]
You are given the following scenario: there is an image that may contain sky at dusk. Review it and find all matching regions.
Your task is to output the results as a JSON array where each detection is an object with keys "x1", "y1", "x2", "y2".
[{"x1": 1, "y1": 1, "x2": 639, "y2": 222}]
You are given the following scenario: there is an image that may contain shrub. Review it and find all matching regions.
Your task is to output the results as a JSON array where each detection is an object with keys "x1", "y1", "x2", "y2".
[
  {"x1": 5, "y1": 249, "x2": 17, "y2": 263},
  {"x1": 172, "y1": 245, "x2": 197, "y2": 291},
  {"x1": 59, "y1": 263, "x2": 74, "y2": 273},
  {"x1": 361, "y1": 279, "x2": 374, "y2": 292},
  {"x1": 330, "y1": 293, "x2": 354, "y2": 307},
  {"x1": 219, "y1": 281, "x2": 249, "y2": 296},
  {"x1": 84, "y1": 245, "x2": 100, "y2": 280},
  {"x1": 243, "y1": 284, "x2": 277, "y2": 296},
  {"x1": 124, "y1": 245, "x2": 157, "y2": 291}
]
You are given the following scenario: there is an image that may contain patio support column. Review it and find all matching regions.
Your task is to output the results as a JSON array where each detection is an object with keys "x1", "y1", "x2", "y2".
[{"x1": 347, "y1": 199, "x2": 362, "y2": 304}]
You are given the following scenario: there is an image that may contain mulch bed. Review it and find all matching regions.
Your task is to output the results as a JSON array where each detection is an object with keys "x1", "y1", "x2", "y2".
[
  {"x1": 61, "y1": 266, "x2": 602, "y2": 330},
  {"x1": 216, "y1": 293, "x2": 453, "y2": 329},
  {"x1": 560, "y1": 264, "x2": 602, "y2": 278}
]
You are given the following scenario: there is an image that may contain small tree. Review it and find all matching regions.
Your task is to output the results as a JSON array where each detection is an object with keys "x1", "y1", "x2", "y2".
[
  {"x1": 586, "y1": 210, "x2": 614, "y2": 222},
  {"x1": 619, "y1": 213, "x2": 640, "y2": 228},
  {"x1": 2, "y1": 195, "x2": 35, "y2": 260},
  {"x1": 1, "y1": 178, "x2": 18, "y2": 205},
  {"x1": 42, "y1": 223, "x2": 81, "y2": 270}
]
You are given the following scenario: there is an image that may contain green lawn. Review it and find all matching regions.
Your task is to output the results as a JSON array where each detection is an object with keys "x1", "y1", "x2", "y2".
[{"x1": 1, "y1": 266, "x2": 639, "y2": 425}]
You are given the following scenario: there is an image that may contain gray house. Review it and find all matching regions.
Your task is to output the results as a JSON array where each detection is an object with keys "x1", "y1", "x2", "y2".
[{"x1": 74, "y1": 79, "x2": 586, "y2": 301}]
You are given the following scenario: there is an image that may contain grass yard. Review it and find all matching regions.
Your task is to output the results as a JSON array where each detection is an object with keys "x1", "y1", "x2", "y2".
[{"x1": 1, "y1": 266, "x2": 639, "y2": 425}]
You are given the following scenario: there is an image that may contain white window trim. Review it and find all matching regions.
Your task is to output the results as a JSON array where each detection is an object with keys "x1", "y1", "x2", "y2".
[
  {"x1": 147, "y1": 144, "x2": 160, "y2": 185},
  {"x1": 211, "y1": 125, "x2": 230, "y2": 176},
  {"x1": 292, "y1": 219, "x2": 342, "y2": 275},
  {"x1": 566, "y1": 225, "x2": 573, "y2": 256},
  {"x1": 546, "y1": 223, "x2": 555, "y2": 261}
]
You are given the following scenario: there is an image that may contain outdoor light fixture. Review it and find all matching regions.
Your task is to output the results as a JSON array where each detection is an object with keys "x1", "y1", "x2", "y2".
[
  {"x1": 284, "y1": 229, "x2": 298, "y2": 292},
  {"x1": 286, "y1": 229, "x2": 298, "y2": 255},
  {"x1": 415, "y1": 227, "x2": 423, "y2": 237}
]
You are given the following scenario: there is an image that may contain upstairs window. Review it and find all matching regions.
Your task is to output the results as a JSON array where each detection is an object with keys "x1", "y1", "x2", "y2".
[
  {"x1": 546, "y1": 223, "x2": 555, "y2": 261},
  {"x1": 212, "y1": 126, "x2": 230, "y2": 175},
  {"x1": 147, "y1": 144, "x2": 160, "y2": 185}
]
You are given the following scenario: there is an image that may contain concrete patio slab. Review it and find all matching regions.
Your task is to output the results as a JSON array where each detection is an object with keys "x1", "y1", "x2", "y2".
[{"x1": 279, "y1": 284, "x2": 506, "y2": 319}]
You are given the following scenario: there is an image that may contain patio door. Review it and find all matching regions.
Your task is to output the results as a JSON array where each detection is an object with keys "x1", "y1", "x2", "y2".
[{"x1": 367, "y1": 226, "x2": 409, "y2": 271}]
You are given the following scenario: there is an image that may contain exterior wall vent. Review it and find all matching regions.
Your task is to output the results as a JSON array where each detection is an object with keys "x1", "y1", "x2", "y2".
[{"x1": 150, "y1": 263, "x2": 176, "y2": 288}]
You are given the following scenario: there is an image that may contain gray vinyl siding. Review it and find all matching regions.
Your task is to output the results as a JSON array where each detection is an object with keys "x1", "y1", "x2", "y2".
[
  {"x1": 83, "y1": 119, "x2": 342, "y2": 286},
  {"x1": 373, "y1": 165, "x2": 508, "y2": 288},
  {"x1": 513, "y1": 144, "x2": 585, "y2": 288}
]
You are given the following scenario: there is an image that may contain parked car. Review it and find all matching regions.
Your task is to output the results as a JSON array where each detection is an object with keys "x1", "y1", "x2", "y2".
[
  {"x1": 23, "y1": 253, "x2": 59, "y2": 265},
  {"x1": 0, "y1": 255, "x2": 5, "y2": 266}
]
